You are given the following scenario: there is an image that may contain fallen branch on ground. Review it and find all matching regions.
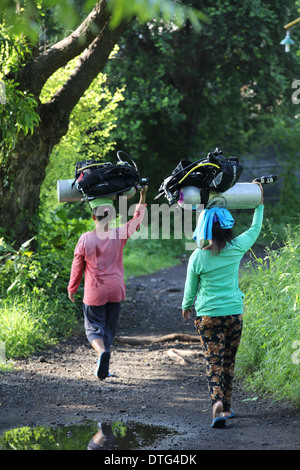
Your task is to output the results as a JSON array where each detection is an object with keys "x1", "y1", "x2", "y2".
[
  {"x1": 166, "y1": 348, "x2": 203, "y2": 364},
  {"x1": 114, "y1": 333, "x2": 200, "y2": 345}
]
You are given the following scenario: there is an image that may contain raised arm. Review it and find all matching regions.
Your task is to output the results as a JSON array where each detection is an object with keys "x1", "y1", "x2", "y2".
[
  {"x1": 234, "y1": 182, "x2": 264, "y2": 253},
  {"x1": 118, "y1": 186, "x2": 148, "y2": 241}
]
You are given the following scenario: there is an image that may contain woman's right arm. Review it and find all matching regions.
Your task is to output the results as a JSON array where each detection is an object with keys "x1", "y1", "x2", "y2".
[
  {"x1": 67, "y1": 237, "x2": 85, "y2": 300},
  {"x1": 234, "y1": 182, "x2": 264, "y2": 252},
  {"x1": 254, "y1": 181, "x2": 264, "y2": 205},
  {"x1": 118, "y1": 186, "x2": 148, "y2": 241}
]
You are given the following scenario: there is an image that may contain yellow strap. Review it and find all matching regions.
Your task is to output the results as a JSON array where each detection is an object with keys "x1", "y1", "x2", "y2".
[
  {"x1": 178, "y1": 162, "x2": 220, "y2": 185},
  {"x1": 77, "y1": 162, "x2": 105, "y2": 171}
]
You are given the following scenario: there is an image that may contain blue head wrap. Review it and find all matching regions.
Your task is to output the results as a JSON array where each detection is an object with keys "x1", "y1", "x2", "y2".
[{"x1": 193, "y1": 207, "x2": 235, "y2": 246}]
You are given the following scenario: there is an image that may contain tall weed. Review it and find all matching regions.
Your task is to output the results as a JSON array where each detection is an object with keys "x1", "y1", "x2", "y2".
[
  {"x1": 237, "y1": 225, "x2": 300, "y2": 405},
  {"x1": 0, "y1": 294, "x2": 76, "y2": 359}
]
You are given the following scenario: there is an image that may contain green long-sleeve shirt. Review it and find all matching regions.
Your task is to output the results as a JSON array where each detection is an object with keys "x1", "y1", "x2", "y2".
[{"x1": 182, "y1": 204, "x2": 264, "y2": 317}]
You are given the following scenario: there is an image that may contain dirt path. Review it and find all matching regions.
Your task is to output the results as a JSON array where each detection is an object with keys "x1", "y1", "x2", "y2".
[{"x1": 0, "y1": 260, "x2": 300, "y2": 450}]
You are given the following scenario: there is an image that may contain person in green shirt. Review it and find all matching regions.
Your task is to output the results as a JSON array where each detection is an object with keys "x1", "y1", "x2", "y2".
[{"x1": 182, "y1": 181, "x2": 264, "y2": 428}]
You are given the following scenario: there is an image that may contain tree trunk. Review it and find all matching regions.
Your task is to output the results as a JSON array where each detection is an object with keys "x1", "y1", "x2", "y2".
[
  {"x1": 0, "y1": 1, "x2": 128, "y2": 246},
  {"x1": 0, "y1": 116, "x2": 60, "y2": 245}
]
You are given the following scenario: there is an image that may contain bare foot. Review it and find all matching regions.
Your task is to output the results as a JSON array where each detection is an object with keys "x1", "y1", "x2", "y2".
[
  {"x1": 223, "y1": 409, "x2": 234, "y2": 419},
  {"x1": 212, "y1": 401, "x2": 224, "y2": 419}
]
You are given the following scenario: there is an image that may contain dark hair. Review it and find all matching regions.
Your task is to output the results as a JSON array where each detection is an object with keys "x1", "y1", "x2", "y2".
[
  {"x1": 93, "y1": 206, "x2": 112, "y2": 222},
  {"x1": 211, "y1": 220, "x2": 234, "y2": 254}
]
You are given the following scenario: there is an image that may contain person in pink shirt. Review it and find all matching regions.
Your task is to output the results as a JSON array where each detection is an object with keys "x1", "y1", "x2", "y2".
[{"x1": 68, "y1": 186, "x2": 147, "y2": 380}]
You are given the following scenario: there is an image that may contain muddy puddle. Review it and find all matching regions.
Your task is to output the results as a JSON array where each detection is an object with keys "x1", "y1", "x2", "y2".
[{"x1": 0, "y1": 420, "x2": 179, "y2": 450}]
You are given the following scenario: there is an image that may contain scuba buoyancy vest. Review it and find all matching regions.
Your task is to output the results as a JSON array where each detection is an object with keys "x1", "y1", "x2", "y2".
[
  {"x1": 72, "y1": 151, "x2": 146, "y2": 200},
  {"x1": 155, "y1": 148, "x2": 243, "y2": 206}
]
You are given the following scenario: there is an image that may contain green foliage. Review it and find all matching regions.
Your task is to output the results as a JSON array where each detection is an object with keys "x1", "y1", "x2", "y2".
[
  {"x1": 0, "y1": 295, "x2": 56, "y2": 359},
  {"x1": 0, "y1": 26, "x2": 40, "y2": 160},
  {"x1": 124, "y1": 233, "x2": 184, "y2": 280},
  {"x1": 0, "y1": 237, "x2": 36, "y2": 294},
  {"x1": 0, "y1": 23, "x2": 31, "y2": 75},
  {"x1": 41, "y1": 51, "x2": 125, "y2": 162},
  {"x1": 1, "y1": 0, "x2": 82, "y2": 43},
  {"x1": 107, "y1": 53, "x2": 185, "y2": 155},
  {"x1": 1, "y1": 0, "x2": 206, "y2": 43},
  {"x1": 0, "y1": 80, "x2": 40, "y2": 160},
  {"x1": 107, "y1": 0, "x2": 207, "y2": 30},
  {"x1": 245, "y1": 115, "x2": 300, "y2": 223},
  {"x1": 237, "y1": 225, "x2": 300, "y2": 404}
]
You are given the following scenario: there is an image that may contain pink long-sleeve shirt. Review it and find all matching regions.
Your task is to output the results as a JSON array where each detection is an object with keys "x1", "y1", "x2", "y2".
[{"x1": 68, "y1": 204, "x2": 146, "y2": 306}]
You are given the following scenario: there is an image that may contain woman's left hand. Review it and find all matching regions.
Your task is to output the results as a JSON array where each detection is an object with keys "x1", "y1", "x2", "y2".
[{"x1": 182, "y1": 309, "x2": 192, "y2": 320}]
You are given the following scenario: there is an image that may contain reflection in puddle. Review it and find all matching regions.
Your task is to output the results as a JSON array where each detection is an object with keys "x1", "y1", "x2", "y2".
[{"x1": 0, "y1": 420, "x2": 178, "y2": 450}]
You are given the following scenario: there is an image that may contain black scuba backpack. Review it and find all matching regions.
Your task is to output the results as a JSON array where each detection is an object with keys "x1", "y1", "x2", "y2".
[
  {"x1": 72, "y1": 151, "x2": 142, "y2": 199},
  {"x1": 155, "y1": 148, "x2": 243, "y2": 205}
]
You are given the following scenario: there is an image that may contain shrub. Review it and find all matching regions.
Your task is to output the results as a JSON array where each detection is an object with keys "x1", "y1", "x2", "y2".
[{"x1": 237, "y1": 224, "x2": 300, "y2": 405}]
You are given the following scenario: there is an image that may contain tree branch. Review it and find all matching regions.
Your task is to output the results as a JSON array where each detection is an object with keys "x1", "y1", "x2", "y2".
[
  {"x1": 114, "y1": 333, "x2": 200, "y2": 345},
  {"x1": 40, "y1": 18, "x2": 128, "y2": 143},
  {"x1": 17, "y1": 0, "x2": 110, "y2": 97}
]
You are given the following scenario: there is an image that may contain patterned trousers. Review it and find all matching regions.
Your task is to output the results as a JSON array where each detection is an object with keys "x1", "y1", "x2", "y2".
[{"x1": 195, "y1": 314, "x2": 243, "y2": 411}]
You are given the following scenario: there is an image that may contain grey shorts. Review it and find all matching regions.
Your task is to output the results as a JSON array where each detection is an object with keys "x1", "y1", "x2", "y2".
[{"x1": 83, "y1": 302, "x2": 121, "y2": 351}]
